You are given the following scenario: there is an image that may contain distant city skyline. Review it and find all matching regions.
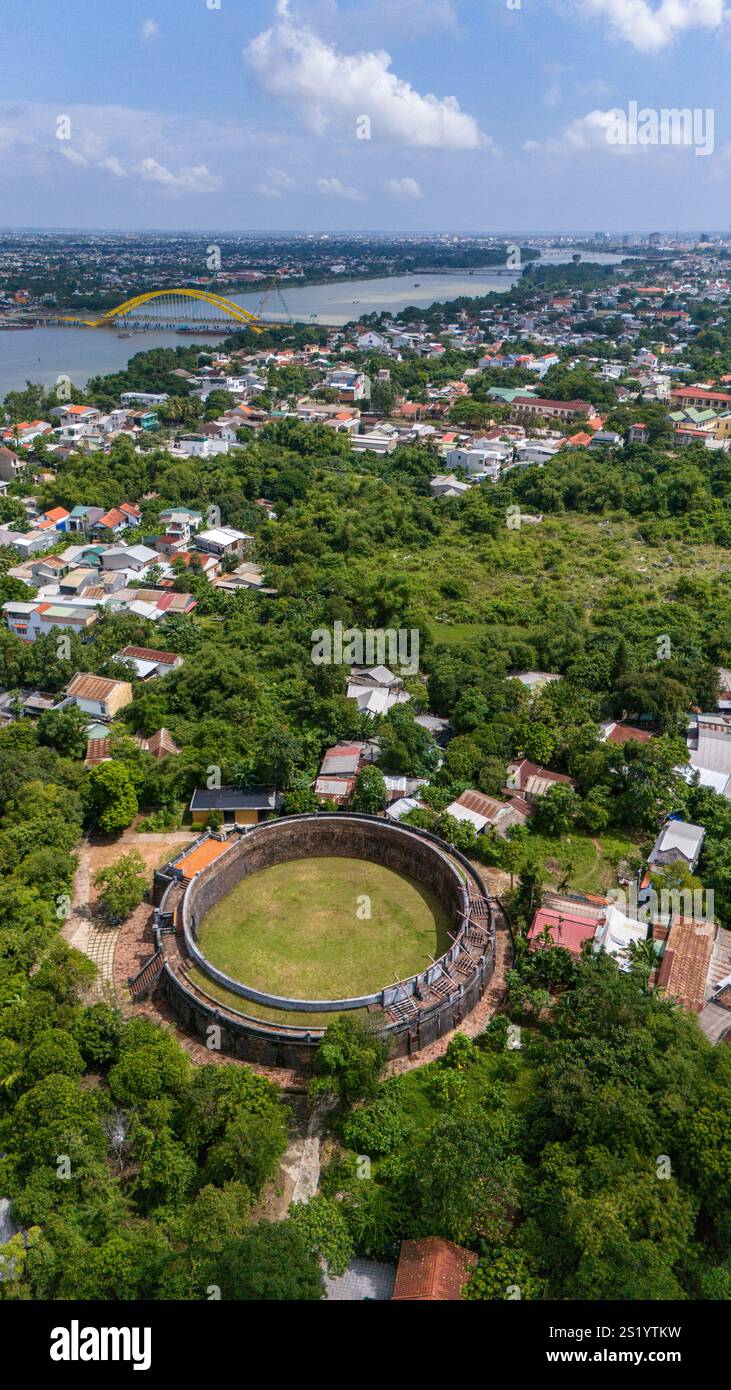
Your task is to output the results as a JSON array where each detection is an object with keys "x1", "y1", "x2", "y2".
[{"x1": 0, "y1": 0, "x2": 729, "y2": 232}]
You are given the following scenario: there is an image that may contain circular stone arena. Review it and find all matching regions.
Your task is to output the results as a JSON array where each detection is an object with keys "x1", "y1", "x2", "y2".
[
  {"x1": 154, "y1": 814, "x2": 496, "y2": 1068},
  {"x1": 197, "y1": 855, "x2": 453, "y2": 1002}
]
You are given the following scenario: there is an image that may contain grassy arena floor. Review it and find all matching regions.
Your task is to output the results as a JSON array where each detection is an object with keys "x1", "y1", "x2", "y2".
[{"x1": 196, "y1": 856, "x2": 452, "y2": 1001}]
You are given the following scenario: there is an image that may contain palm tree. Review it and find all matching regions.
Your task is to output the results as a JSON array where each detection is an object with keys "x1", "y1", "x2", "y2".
[
  {"x1": 557, "y1": 860, "x2": 575, "y2": 894},
  {"x1": 626, "y1": 936, "x2": 661, "y2": 990}
]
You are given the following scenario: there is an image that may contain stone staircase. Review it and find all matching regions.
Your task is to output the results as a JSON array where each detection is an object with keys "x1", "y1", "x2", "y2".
[{"x1": 128, "y1": 948, "x2": 164, "y2": 1001}]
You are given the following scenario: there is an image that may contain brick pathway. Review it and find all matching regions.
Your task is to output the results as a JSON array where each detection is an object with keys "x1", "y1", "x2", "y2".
[
  {"x1": 112, "y1": 904, "x2": 311, "y2": 1090},
  {"x1": 62, "y1": 839, "x2": 120, "y2": 1005}
]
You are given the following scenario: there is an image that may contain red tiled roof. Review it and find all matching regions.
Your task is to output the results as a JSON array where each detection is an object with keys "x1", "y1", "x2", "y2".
[
  {"x1": 84, "y1": 738, "x2": 112, "y2": 767},
  {"x1": 528, "y1": 908, "x2": 597, "y2": 960},
  {"x1": 606, "y1": 722, "x2": 652, "y2": 745},
  {"x1": 657, "y1": 918, "x2": 715, "y2": 1012},
  {"x1": 392, "y1": 1238, "x2": 477, "y2": 1301},
  {"x1": 121, "y1": 645, "x2": 180, "y2": 666}
]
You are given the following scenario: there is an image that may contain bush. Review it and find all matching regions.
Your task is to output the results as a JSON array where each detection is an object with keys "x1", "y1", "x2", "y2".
[
  {"x1": 479, "y1": 1014, "x2": 511, "y2": 1053},
  {"x1": 430, "y1": 1069, "x2": 467, "y2": 1107},
  {"x1": 137, "y1": 808, "x2": 181, "y2": 833},
  {"x1": 342, "y1": 1098, "x2": 405, "y2": 1156},
  {"x1": 311, "y1": 1017, "x2": 387, "y2": 1104},
  {"x1": 444, "y1": 1032, "x2": 477, "y2": 1070},
  {"x1": 72, "y1": 1003, "x2": 124, "y2": 1066},
  {"x1": 94, "y1": 851, "x2": 147, "y2": 924}
]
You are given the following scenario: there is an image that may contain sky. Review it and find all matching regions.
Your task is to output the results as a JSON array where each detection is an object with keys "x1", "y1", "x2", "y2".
[{"x1": 0, "y1": 0, "x2": 729, "y2": 233}]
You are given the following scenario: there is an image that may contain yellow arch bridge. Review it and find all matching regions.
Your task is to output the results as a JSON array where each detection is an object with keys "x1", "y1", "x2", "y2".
[{"x1": 62, "y1": 288, "x2": 265, "y2": 332}]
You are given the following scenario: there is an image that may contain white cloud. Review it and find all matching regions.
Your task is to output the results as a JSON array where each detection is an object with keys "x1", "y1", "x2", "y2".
[
  {"x1": 257, "y1": 166, "x2": 295, "y2": 197},
  {"x1": 0, "y1": 102, "x2": 247, "y2": 193},
  {"x1": 136, "y1": 158, "x2": 223, "y2": 192},
  {"x1": 575, "y1": 0, "x2": 727, "y2": 53},
  {"x1": 525, "y1": 109, "x2": 639, "y2": 156},
  {"x1": 316, "y1": 175, "x2": 368, "y2": 201},
  {"x1": 525, "y1": 105, "x2": 715, "y2": 157},
  {"x1": 98, "y1": 156, "x2": 127, "y2": 177},
  {"x1": 58, "y1": 145, "x2": 89, "y2": 167},
  {"x1": 384, "y1": 176, "x2": 423, "y2": 198},
  {"x1": 245, "y1": 1, "x2": 486, "y2": 148},
  {"x1": 141, "y1": 18, "x2": 160, "y2": 42}
]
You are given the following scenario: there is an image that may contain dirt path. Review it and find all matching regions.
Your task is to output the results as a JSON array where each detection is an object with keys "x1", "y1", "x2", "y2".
[{"x1": 253, "y1": 1095, "x2": 335, "y2": 1222}]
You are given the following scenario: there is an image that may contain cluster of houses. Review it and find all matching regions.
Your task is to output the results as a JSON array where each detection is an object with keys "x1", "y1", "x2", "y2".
[{"x1": 0, "y1": 499, "x2": 256, "y2": 641}]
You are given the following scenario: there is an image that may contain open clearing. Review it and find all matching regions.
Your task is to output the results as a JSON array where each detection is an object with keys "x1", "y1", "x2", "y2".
[{"x1": 196, "y1": 855, "x2": 452, "y2": 1000}]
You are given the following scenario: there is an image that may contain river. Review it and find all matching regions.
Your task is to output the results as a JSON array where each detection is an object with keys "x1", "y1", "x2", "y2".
[{"x1": 0, "y1": 252, "x2": 625, "y2": 398}]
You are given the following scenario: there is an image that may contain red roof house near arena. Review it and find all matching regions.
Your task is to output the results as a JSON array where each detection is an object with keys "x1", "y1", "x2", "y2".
[
  {"x1": 528, "y1": 907, "x2": 597, "y2": 960},
  {"x1": 392, "y1": 1239, "x2": 477, "y2": 1301}
]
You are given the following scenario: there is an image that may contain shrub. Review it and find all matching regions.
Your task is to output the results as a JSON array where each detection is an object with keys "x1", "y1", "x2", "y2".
[
  {"x1": 444, "y1": 1032, "x2": 477, "y2": 1070},
  {"x1": 342, "y1": 1097, "x2": 405, "y2": 1156}
]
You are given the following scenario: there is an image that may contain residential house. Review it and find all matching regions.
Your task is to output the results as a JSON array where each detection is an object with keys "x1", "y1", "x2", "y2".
[
  {"x1": 528, "y1": 906, "x2": 599, "y2": 960},
  {"x1": 189, "y1": 786, "x2": 282, "y2": 827},
  {"x1": 0, "y1": 688, "x2": 55, "y2": 722},
  {"x1": 391, "y1": 1239, "x2": 477, "y2": 1302},
  {"x1": 385, "y1": 796, "x2": 424, "y2": 822},
  {"x1": 445, "y1": 447, "x2": 502, "y2": 482},
  {"x1": 64, "y1": 673, "x2": 133, "y2": 721},
  {"x1": 134, "y1": 728, "x2": 180, "y2": 760},
  {"x1": 100, "y1": 544, "x2": 159, "y2": 575},
  {"x1": 120, "y1": 392, "x2": 168, "y2": 407},
  {"x1": 690, "y1": 713, "x2": 731, "y2": 776},
  {"x1": 347, "y1": 666, "x2": 411, "y2": 717},
  {"x1": 31, "y1": 506, "x2": 71, "y2": 533},
  {"x1": 118, "y1": 645, "x2": 184, "y2": 679},
  {"x1": 445, "y1": 788, "x2": 531, "y2": 837},
  {"x1": 655, "y1": 914, "x2": 716, "y2": 1012},
  {"x1": 158, "y1": 507, "x2": 203, "y2": 547},
  {"x1": 126, "y1": 409, "x2": 160, "y2": 432},
  {"x1": 213, "y1": 561, "x2": 275, "y2": 594},
  {"x1": 351, "y1": 427, "x2": 398, "y2": 455},
  {"x1": 106, "y1": 588, "x2": 197, "y2": 620},
  {"x1": 505, "y1": 759, "x2": 576, "y2": 802},
  {"x1": 29, "y1": 554, "x2": 70, "y2": 587},
  {"x1": 647, "y1": 819, "x2": 706, "y2": 874},
  {"x1": 3, "y1": 600, "x2": 98, "y2": 642},
  {"x1": 66, "y1": 505, "x2": 106, "y2": 534},
  {"x1": 511, "y1": 671, "x2": 560, "y2": 692},
  {"x1": 429, "y1": 474, "x2": 471, "y2": 498},
  {"x1": 1, "y1": 420, "x2": 53, "y2": 448},
  {"x1": 600, "y1": 720, "x2": 653, "y2": 745},
  {"x1": 326, "y1": 369, "x2": 369, "y2": 403},
  {"x1": 589, "y1": 430, "x2": 624, "y2": 450},
  {"x1": 0, "y1": 446, "x2": 24, "y2": 482},
  {"x1": 194, "y1": 526, "x2": 251, "y2": 560},
  {"x1": 90, "y1": 502, "x2": 141, "y2": 538},
  {"x1": 593, "y1": 905, "x2": 648, "y2": 971},
  {"x1": 0, "y1": 526, "x2": 57, "y2": 558}
]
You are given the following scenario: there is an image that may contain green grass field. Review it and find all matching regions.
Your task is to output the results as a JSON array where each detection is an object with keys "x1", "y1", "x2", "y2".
[{"x1": 196, "y1": 855, "x2": 452, "y2": 1001}]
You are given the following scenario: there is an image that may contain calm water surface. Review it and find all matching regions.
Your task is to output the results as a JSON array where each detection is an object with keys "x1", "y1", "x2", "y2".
[{"x1": 0, "y1": 254, "x2": 624, "y2": 396}]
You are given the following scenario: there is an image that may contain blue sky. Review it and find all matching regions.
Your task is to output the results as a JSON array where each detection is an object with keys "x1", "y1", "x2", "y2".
[{"x1": 0, "y1": 0, "x2": 729, "y2": 231}]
